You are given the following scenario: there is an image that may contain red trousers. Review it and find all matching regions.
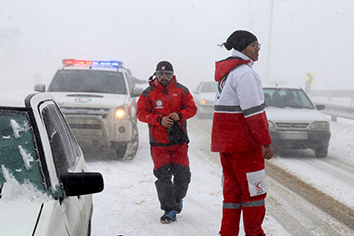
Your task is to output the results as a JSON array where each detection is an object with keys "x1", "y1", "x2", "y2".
[
  {"x1": 151, "y1": 143, "x2": 189, "y2": 170},
  {"x1": 220, "y1": 152, "x2": 267, "y2": 236}
]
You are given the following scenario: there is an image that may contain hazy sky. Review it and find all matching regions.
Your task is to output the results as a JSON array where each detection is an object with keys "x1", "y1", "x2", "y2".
[{"x1": 1, "y1": 0, "x2": 353, "y2": 91}]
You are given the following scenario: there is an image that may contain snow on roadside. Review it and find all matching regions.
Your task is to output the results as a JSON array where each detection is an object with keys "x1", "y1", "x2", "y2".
[
  {"x1": 269, "y1": 115, "x2": 354, "y2": 209},
  {"x1": 328, "y1": 116, "x2": 354, "y2": 159}
]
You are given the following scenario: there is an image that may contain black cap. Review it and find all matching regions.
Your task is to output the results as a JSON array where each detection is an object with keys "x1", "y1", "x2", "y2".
[
  {"x1": 224, "y1": 30, "x2": 258, "y2": 52},
  {"x1": 156, "y1": 61, "x2": 173, "y2": 72}
]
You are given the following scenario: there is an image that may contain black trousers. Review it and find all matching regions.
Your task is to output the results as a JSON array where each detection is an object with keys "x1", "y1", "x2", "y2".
[{"x1": 153, "y1": 163, "x2": 191, "y2": 211}]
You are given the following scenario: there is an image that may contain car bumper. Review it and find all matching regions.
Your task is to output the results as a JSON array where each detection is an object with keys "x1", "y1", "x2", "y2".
[
  {"x1": 269, "y1": 129, "x2": 331, "y2": 150},
  {"x1": 65, "y1": 115, "x2": 134, "y2": 148}
]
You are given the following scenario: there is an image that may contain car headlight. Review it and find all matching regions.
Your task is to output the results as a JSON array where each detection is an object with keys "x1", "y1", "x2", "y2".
[
  {"x1": 201, "y1": 99, "x2": 214, "y2": 105},
  {"x1": 310, "y1": 121, "x2": 329, "y2": 130},
  {"x1": 114, "y1": 106, "x2": 127, "y2": 120},
  {"x1": 268, "y1": 120, "x2": 275, "y2": 128}
]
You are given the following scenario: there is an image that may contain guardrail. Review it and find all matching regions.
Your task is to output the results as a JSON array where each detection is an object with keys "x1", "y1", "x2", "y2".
[
  {"x1": 313, "y1": 102, "x2": 354, "y2": 121},
  {"x1": 311, "y1": 90, "x2": 354, "y2": 106},
  {"x1": 311, "y1": 90, "x2": 354, "y2": 121}
]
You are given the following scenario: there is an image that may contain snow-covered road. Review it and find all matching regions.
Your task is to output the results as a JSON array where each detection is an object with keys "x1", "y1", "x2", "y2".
[{"x1": 87, "y1": 115, "x2": 354, "y2": 236}]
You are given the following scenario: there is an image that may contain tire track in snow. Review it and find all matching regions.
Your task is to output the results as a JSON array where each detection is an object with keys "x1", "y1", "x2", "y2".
[
  {"x1": 301, "y1": 154, "x2": 354, "y2": 187},
  {"x1": 266, "y1": 161, "x2": 354, "y2": 232}
]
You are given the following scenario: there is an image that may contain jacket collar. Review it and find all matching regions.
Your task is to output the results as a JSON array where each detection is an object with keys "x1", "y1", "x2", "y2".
[{"x1": 232, "y1": 50, "x2": 254, "y2": 67}]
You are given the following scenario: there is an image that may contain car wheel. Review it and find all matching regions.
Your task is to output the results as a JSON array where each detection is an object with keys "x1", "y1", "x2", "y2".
[
  {"x1": 124, "y1": 121, "x2": 139, "y2": 160},
  {"x1": 314, "y1": 146, "x2": 328, "y2": 158},
  {"x1": 113, "y1": 143, "x2": 127, "y2": 159}
]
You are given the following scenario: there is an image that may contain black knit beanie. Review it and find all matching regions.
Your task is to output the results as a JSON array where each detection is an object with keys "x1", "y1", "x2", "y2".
[{"x1": 224, "y1": 30, "x2": 258, "y2": 52}]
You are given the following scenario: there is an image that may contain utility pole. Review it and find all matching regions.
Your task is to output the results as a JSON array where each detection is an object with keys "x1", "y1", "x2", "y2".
[
  {"x1": 249, "y1": 1, "x2": 252, "y2": 29},
  {"x1": 265, "y1": 0, "x2": 274, "y2": 83}
]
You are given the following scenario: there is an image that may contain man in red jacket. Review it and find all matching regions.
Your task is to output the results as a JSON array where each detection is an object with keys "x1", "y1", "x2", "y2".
[
  {"x1": 137, "y1": 61, "x2": 197, "y2": 224},
  {"x1": 211, "y1": 30, "x2": 274, "y2": 236}
]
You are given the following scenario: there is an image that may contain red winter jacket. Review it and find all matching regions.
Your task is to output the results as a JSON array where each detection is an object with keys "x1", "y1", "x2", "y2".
[
  {"x1": 211, "y1": 54, "x2": 271, "y2": 153},
  {"x1": 137, "y1": 76, "x2": 197, "y2": 146}
]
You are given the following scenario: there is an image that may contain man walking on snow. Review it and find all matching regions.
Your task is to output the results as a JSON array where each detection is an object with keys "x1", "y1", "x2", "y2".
[
  {"x1": 211, "y1": 30, "x2": 274, "y2": 236},
  {"x1": 137, "y1": 61, "x2": 197, "y2": 224}
]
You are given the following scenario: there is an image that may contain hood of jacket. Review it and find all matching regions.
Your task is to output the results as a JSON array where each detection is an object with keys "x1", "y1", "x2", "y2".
[{"x1": 214, "y1": 56, "x2": 250, "y2": 82}]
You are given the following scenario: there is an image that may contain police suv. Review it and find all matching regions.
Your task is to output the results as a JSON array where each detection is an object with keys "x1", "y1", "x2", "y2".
[{"x1": 35, "y1": 59, "x2": 143, "y2": 160}]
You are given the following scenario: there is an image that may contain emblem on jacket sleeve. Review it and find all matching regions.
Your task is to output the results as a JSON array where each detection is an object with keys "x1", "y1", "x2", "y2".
[
  {"x1": 218, "y1": 76, "x2": 227, "y2": 94},
  {"x1": 156, "y1": 100, "x2": 163, "y2": 109}
]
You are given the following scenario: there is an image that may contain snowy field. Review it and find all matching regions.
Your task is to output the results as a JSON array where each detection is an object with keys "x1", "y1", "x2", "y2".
[{"x1": 87, "y1": 114, "x2": 354, "y2": 236}]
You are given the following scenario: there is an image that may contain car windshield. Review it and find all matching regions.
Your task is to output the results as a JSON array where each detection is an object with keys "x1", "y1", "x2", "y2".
[
  {"x1": 49, "y1": 70, "x2": 127, "y2": 94},
  {"x1": 0, "y1": 109, "x2": 47, "y2": 197},
  {"x1": 263, "y1": 88, "x2": 315, "y2": 109},
  {"x1": 201, "y1": 82, "x2": 216, "y2": 93}
]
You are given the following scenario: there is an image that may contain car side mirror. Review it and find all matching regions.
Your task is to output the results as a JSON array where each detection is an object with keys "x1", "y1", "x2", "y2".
[
  {"x1": 61, "y1": 172, "x2": 104, "y2": 197},
  {"x1": 34, "y1": 84, "x2": 46, "y2": 92},
  {"x1": 132, "y1": 87, "x2": 143, "y2": 97},
  {"x1": 316, "y1": 104, "x2": 325, "y2": 110}
]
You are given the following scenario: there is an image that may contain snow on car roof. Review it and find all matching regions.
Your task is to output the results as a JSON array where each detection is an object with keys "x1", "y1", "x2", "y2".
[{"x1": 263, "y1": 84, "x2": 302, "y2": 89}]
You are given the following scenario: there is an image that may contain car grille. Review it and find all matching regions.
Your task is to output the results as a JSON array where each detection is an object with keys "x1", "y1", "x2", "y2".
[
  {"x1": 69, "y1": 124, "x2": 101, "y2": 129},
  {"x1": 61, "y1": 107, "x2": 110, "y2": 118},
  {"x1": 275, "y1": 122, "x2": 309, "y2": 129}
]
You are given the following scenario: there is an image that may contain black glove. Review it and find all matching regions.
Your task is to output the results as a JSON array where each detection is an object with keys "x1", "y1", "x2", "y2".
[{"x1": 167, "y1": 121, "x2": 189, "y2": 145}]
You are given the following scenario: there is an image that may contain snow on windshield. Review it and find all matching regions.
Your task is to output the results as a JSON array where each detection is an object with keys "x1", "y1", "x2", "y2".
[
  {"x1": 9, "y1": 120, "x2": 34, "y2": 170},
  {"x1": 10, "y1": 119, "x2": 29, "y2": 139},
  {"x1": 18, "y1": 145, "x2": 34, "y2": 171},
  {"x1": 0, "y1": 165, "x2": 49, "y2": 201},
  {"x1": 0, "y1": 112, "x2": 48, "y2": 197}
]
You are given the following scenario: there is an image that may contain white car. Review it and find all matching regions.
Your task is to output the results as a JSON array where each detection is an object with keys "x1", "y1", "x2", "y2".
[
  {"x1": 0, "y1": 89, "x2": 104, "y2": 235},
  {"x1": 193, "y1": 81, "x2": 216, "y2": 118},
  {"x1": 35, "y1": 59, "x2": 143, "y2": 160},
  {"x1": 264, "y1": 85, "x2": 331, "y2": 157}
]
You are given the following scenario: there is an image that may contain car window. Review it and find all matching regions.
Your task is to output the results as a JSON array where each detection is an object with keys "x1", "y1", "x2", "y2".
[
  {"x1": 0, "y1": 109, "x2": 45, "y2": 192},
  {"x1": 48, "y1": 70, "x2": 127, "y2": 94},
  {"x1": 201, "y1": 82, "x2": 216, "y2": 93},
  {"x1": 42, "y1": 104, "x2": 81, "y2": 175},
  {"x1": 124, "y1": 70, "x2": 134, "y2": 93},
  {"x1": 195, "y1": 82, "x2": 202, "y2": 92},
  {"x1": 264, "y1": 88, "x2": 314, "y2": 109}
]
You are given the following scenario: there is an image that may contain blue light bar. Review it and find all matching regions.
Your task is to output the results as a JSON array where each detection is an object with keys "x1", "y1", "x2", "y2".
[{"x1": 95, "y1": 60, "x2": 123, "y2": 67}]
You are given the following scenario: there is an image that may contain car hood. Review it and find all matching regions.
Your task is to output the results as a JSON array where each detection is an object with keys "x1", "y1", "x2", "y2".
[
  {"x1": 265, "y1": 107, "x2": 326, "y2": 122},
  {"x1": 0, "y1": 200, "x2": 46, "y2": 235},
  {"x1": 48, "y1": 92, "x2": 128, "y2": 108},
  {"x1": 200, "y1": 92, "x2": 215, "y2": 101}
]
